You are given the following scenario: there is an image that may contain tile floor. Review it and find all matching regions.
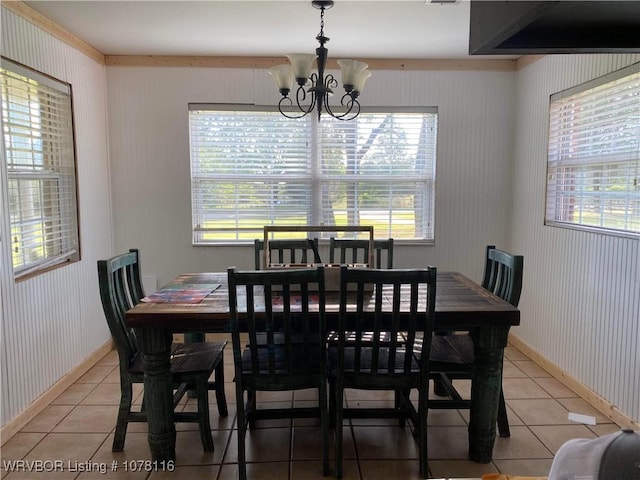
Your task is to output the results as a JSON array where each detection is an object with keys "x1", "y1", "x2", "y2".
[{"x1": 1, "y1": 335, "x2": 622, "y2": 480}]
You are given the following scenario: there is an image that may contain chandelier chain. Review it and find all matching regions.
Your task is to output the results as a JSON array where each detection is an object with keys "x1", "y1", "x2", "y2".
[{"x1": 319, "y1": 6, "x2": 325, "y2": 37}]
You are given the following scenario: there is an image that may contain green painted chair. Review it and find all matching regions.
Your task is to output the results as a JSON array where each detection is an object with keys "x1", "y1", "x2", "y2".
[
  {"x1": 429, "y1": 245, "x2": 524, "y2": 437},
  {"x1": 254, "y1": 238, "x2": 321, "y2": 269},
  {"x1": 330, "y1": 266, "x2": 437, "y2": 478},
  {"x1": 328, "y1": 237, "x2": 394, "y2": 268},
  {"x1": 97, "y1": 249, "x2": 228, "y2": 452},
  {"x1": 227, "y1": 266, "x2": 329, "y2": 480}
]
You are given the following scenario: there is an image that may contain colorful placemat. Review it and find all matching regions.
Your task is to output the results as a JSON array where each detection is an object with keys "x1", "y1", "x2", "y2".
[{"x1": 141, "y1": 283, "x2": 221, "y2": 304}]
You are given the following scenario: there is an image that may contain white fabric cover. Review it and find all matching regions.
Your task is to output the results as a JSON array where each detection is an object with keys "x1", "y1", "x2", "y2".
[{"x1": 548, "y1": 429, "x2": 640, "y2": 480}]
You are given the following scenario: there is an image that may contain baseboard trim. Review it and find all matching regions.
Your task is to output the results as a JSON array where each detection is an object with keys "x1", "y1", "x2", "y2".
[
  {"x1": 0, "y1": 339, "x2": 114, "y2": 445},
  {"x1": 509, "y1": 334, "x2": 640, "y2": 431}
]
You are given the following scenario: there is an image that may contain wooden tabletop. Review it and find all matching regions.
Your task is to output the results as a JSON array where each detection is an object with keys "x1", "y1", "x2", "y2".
[{"x1": 126, "y1": 271, "x2": 520, "y2": 332}]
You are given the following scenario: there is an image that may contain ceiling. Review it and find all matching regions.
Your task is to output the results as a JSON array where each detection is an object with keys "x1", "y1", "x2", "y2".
[
  {"x1": 24, "y1": 0, "x2": 499, "y2": 60},
  {"x1": 22, "y1": 1, "x2": 640, "y2": 62}
]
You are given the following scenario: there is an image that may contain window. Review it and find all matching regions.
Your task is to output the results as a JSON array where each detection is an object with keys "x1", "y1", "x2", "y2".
[
  {"x1": 189, "y1": 105, "x2": 437, "y2": 243},
  {"x1": 545, "y1": 62, "x2": 640, "y2": 238},
  {"x1": 1, "y1": 58, "x2": 79, "y2": 278}
]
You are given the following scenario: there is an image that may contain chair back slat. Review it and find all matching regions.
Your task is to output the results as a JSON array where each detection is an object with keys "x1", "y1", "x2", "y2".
[
  {"x1": 338, "y1": 266, "x2": 437, "y2": 376},
  {"x1": 98, "y1": 249, "x2": 146, "y2": 371},
  {"x1": 329, "y1": 238, "x2": 394, "y2": 268},
  {"x1": 254, "y1": 239, "x2": 321, "y2": 269},
  {"x1": 481, "y1": 245, "x2": 524, "y2": 307},
  {"x1": 228, "y1": 266, "x2": 326, "y2": 384}
]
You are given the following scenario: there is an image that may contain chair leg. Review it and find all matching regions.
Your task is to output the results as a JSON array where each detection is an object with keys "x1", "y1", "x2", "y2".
[
  {"x1": 236, "y1": 388, "x2": 248, "y2": 480},
  {"x1": 418, "y1": 388, "x2": 429, "y2": 479},
  {"x1": 213, "y1": 361, "x2": 228, "y2": 417},
  {"x1": 113, "y1": 382, "x2": 134, "y2": 452},
  {"x1": 196, "y1": 378, "x2": 214, "y2": 452},
  {"x1": 247, "y1": 389, "x2": 257, "y2": 430},
  {"x1": 317, "y1": 383, "x2": 329, "y2": 476},
  {"x1": 396, "y1": 389, "x2": 408, "y2": 427},
  {"x1": 433, "y1": 373, "x2": 449, "y2": 396},
  {"x1": 328, "y1": 377, "x2": 335, "y2": 427},
  {"x1": 497, "y1": 389, "x2": 510, "y2": 437},
  {"x1": 334, "y1": 381, "x2": 344, "y2": 479}
]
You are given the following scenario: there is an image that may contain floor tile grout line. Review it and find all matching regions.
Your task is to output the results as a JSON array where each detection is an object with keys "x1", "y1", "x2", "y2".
[
  {"x1": 215, "y1": 409, "x2": 236, "y2": 479},
  {"x1": 348, "y1": 417, "x2": 365, "y2": 480}
]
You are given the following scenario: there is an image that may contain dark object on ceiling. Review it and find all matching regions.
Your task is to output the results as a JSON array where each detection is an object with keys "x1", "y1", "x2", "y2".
[{"x1": 469, "y1": 1, "x2": 640, "y2": 55}]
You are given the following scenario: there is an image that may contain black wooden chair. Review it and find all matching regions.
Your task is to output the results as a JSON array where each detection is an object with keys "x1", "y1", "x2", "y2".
[
  {"x1": 326, "y1": 238, "x2": 394, "y2": 344},
  {"x1": 252, "y1": 238, "x2": 323, "y2": 349},
  {"x1": 330, "y1": 266, "x2": 437, "y2": 478},
  {"x1": 328, "y1": 237, "x2": 394, "y2": 268},
  {"x1": 97, "y1": 249, "x2": 228, "y2": 452},
  {"x1": 254, "y1": 238, "x2": 321, "y2": 269},
  {"x1": 227, "y1": 266, "x2": 329, "y2": 480},
  {"x1": 428, "y1": 245, "x2": 523, "y2": 437}
]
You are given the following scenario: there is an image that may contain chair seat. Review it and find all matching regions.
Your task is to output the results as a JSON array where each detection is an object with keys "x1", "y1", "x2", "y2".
[
  {"x1": 329, "y1": 346, "x2": 421, "y2": 375},
  {"x1": 250, "y1": 332, "x2": 321, "y2": 346},
  {"x1": 327, "y1": 331, "x2": 407, "y2": 344},
  {"x1": 241, "y1": 344, "x2": 323, "y2": 375},
  {"x1": 129, "y1": 341, "x2": 226, "y2": 376}
]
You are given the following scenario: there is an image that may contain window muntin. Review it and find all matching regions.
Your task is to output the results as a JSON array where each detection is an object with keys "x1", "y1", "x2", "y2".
[
  {"x1": 189, "y1": 106, "x2": 437, "y2": 243},
  {"x1": 545, "y1": 63, "x2": 640, "y2": 237},
  {"x1": 1, "y1": 58, "x2": 79, "y2": 278}
]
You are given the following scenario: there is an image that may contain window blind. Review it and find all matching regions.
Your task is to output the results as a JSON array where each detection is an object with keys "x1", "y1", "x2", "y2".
[
  {"x1": 318, "y1": 112, "x2": 436, "y2": 239},
  {"x1": 189, "y1": 105, "x2": 437, "y2": 243},
  {"x1": 1, "y1": 58, "x2": 79, "y2": 277},
  {"x1": 546, "y1": 62, "x2": 640, "y2": 237}
]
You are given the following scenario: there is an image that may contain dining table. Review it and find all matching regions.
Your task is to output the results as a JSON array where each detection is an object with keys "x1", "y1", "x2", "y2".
[{"x1": 125, "y1": 270, "x2": 520, "y2": 464}]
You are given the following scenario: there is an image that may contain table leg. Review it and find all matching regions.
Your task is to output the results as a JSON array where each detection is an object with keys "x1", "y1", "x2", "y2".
[
  {"x1": 468, "y1": 326, "x2": 509, "y2": 463},
  {"x1": 135, "y1": 327, "x2": 176, "y2": 462}
]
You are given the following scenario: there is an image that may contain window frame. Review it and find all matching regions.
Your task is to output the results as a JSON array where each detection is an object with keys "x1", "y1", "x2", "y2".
[
  {"x1": 188, "y1": 104, "x2": 438, "y2": 245},
  {"x1": 544, "y1": 62, "x2": 640, "y2": 239},
  {"x1": 1, "y1": 57, "x2": 81, "y2": 280}
]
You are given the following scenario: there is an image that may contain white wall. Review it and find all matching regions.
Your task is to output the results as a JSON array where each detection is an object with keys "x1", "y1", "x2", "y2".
[
  {"x1": 106, "y1": 66, "x2": 516, "y2": 287},
  {"x1": 511, "y1": 54, "x2": 640, "y2": 423},
  {"x1": 0, "y1": 8, "x2": 114, "y2": 427}
]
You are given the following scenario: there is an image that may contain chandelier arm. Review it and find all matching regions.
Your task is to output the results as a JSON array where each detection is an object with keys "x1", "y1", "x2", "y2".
[
  {"x1": 305, "y1": 91, "x2": 317, "y2": 116},
  {"x1": 324, "y1": 93, "x2": 361, "y2": 121},
  {"x1": 275, "y1": 85, "x2": 316, "y2": 119},
  {"x1": 299, "y1": 76, "x2": 318, "y2": 115},
  {"x1": 295, "y1": 84, "x2": 308, "y2": 104},
  {"x1": 340, "y1": 97, "x2": 361, "y2": 121},
  {"x1": 316, "y1": 73, "x2": 339, "y2": 120},
  {"x1": 324, "y1": 74, "x2": 338, "y2": 90},
  {"x1": 278, "y1": 96, "x2": 310, "y2": 119}
]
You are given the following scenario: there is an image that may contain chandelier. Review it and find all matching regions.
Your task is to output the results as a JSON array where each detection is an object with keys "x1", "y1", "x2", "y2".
[{"x1": 268, "y1": 0, "x2": 371, "y2": 121}]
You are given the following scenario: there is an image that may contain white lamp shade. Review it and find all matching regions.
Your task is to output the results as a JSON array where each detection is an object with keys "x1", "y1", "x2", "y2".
[
  {"x1": 353, "y1": 69, "x2": 372, "y2": 94},
  {"x1": 286, "y1": 53, "x2": 317, "y2": 80},
  {"x1": 268, "y1": 64, "x2": 294, "y2": 91},
  {"x1": 337, "y1": 59, "x2": 368, "y2": 86}
]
